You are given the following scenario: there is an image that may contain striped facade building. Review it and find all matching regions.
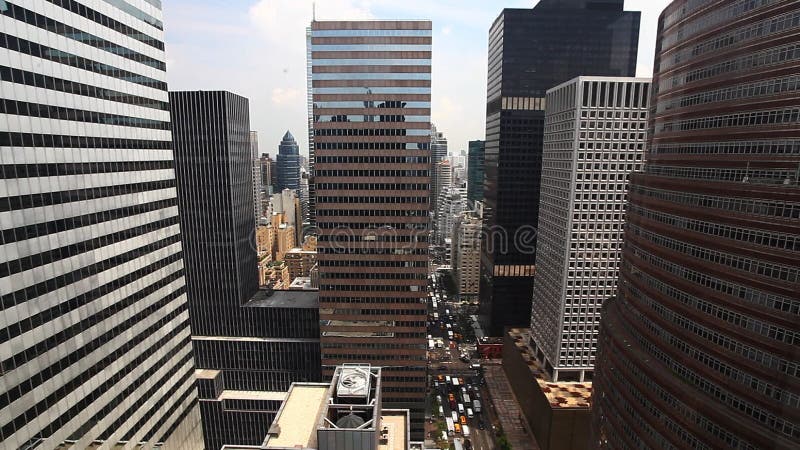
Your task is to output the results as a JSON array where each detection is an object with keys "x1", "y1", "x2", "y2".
[
  {"x1": 0, "y1": 0, "x2": 200, "y2": 448},
  {"x1": 308, "y1": 20, "x2": 432, "y2": 439},
  {"x1": 592, "y1": 1, "x2": 800, "y2": 448}
]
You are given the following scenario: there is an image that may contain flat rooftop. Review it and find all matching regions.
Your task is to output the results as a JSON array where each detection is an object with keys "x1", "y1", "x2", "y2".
[
  {"x1": 508, "y1": 328, "x2": 592, "y2": 409},
  {"x1": 245, "y1": 288, "x2": 319, "y2": 309},
  {"x1": 219, "y1": 390, "x2": 287, "y2": 402},
  {"x1": 264, "y1": 383, "x2": 329, "y2": 449},
  {"x1": 377, "y1": 411, "x2": 408, "y2": 450}
]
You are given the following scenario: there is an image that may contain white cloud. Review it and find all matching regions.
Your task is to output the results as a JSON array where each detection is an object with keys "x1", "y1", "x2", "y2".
[{"x1": 271, "y1": 87, "x2": 300, "y2": 105}]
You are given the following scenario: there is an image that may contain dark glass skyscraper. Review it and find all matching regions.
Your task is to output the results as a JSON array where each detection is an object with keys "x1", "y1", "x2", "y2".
[
  {"x1": 592, "y1": 1, "x2": 800, "y2": 448},
  {"x1": 481, "y1": 0, "x2": 640, "y2": 335},
  {"x1": 276, "y1": 130, "x2": 301, "y2": 193},
  {"x1": 467, "y1": 139, "x2": 485, "y2": 208},
  {"x1": 170, "y1": 91, "x2": 321, "y2": 449}
]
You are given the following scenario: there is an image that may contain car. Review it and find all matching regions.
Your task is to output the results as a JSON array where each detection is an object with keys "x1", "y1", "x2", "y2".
[
  {"x1": 467, "y1": 407, "x2": 474, "y2": 418},
  {"x1": 454, "y1": 423, "x2": 462, "y2": 434},
  {"x1": 460, "y1": 415, "x2": 467, "y2": 425}
]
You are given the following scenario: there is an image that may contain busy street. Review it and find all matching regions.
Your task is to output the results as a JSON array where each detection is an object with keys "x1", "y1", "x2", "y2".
[{"x1": 425, "y1": 272, "x2": 501, "y2": 450}]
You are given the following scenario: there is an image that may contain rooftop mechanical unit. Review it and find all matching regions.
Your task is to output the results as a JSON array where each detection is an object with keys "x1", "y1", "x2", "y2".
[{"x1": 336, "y1": 365, "x2": 371, "y2": 399}]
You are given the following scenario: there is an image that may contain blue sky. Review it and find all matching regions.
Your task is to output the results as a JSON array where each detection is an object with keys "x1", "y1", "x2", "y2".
[{"x1": 164, "y1": 0, "x2": 672, "y2": 157}]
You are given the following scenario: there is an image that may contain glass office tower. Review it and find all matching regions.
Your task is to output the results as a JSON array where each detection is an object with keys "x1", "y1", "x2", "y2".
[
  {"x1": 592, "y1": 1, "x2": 800, "y2": 448},
  {"x1": 481, "y1": 0, "x2": 640, "y2": 335},
  {"x1": 308, "y1": 20, "x2": 432, "y2": 439},
  {"x1": 0, "y1": 1, "x2": 200, "y2": 447}
]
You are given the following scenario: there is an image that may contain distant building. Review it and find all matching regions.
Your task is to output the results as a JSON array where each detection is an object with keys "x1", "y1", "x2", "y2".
[
  {"x1": 467, "y1": 140, "x2": 485, "y2": 207},
  {"x1": 453, "y1": 211, "x2": 482, "y2": 301},
  {"x1": 433, "y1": 161, "x2": 452, "y2": 244},
  {"x1": 431, "y1": 124, "x2": 448, "y2": 215},
  {"x1": 529, "y1": 76, "x2": 649, "y2": 382},
  {"x1": 286, "y1": 248, "x2": 318, "y2": 281},
  {"x1": 437, "y1": 187, "x2": 466, "y2": 252},
  {"x1": 277, "y1": 130, "x2": 301, "y2": 192},
  {"x1": 481, "y1": 0, "x2": 641, "y2": 336},
  {"x1": 251, "y1": 131, "x2": 264, "y2": 222}
]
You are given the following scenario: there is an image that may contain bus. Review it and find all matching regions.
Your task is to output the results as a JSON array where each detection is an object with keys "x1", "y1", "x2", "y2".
[{"x1": 445, "y1": 417, "x2": 455, "y2": 434}]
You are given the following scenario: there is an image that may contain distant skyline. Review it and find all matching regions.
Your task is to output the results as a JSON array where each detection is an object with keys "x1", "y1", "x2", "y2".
[{"x1": 164, "y1": 0, "x2": 671, "y2": 157}]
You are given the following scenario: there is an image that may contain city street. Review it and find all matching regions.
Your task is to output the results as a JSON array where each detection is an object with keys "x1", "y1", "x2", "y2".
[{"x1": 425, "y1": 272, "x2": 496, "y2": 450}]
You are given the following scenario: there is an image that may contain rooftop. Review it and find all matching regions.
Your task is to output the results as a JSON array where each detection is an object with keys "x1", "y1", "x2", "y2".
[
  {"x1": 219, "y1": 390, "x2": 287, "y2": 402},
  {"x1": 264, "y1": 383, "x2": 329, "y2": 449},
  {"x1": 377, "y1": 411, "x2": 408, "y2": 450},
  {"x1": 245, "y1": 288, "x2": 319, "y2": 309},
  {"x1": 508, "y1": 328, "x2": 592, "y2": 409}
]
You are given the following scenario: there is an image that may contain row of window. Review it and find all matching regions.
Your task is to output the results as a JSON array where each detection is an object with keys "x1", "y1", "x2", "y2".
[
  {"x1": 629, "y1": 223, "x2": 798, "y2": 283},
  {"x1": 1, "y1": 99, "x2": 170, "y2": 129},
  {"x1": 661, "y1": 0, "x2": 778, "y2": 49},
  {"x1": 320, "y1": 296, "x2": 426, "y2": 304},
  {"x1": 319, "y1": 260, "x2": 427, "y2": 268},
  {"x1": 317, "y1": 196, "x2": 428, "y2": 204},
  {"x1": 659, "y1": 107, "x2": 800, "y2": 132},
  {"x1": 314, "y1": 127, "x2": 423, "y2": 136},
  {"x1": 317, "y1": 222, "x2": 427, "y2": 230},
  {"x1": 0, "y1": 33, "x2": 167, "y2": 90},
  {"x1": 0, "y1": 160, "x2": 173, "y2": 179},
  {"x1": 662, "y1": 74, "x2": 800, "y2": 113},
  {"x1": 315, "y1": 169, "x2": 428, "y2": 177},
  {"x1": 315, "y1": 142, "x2": 429, "y2": 150},
  {"x1": 319, "y1": 235, "x2": 427, "y2": 243},
  {"x1": 321, "y1": 272, "x2": 427, "y2": 280},
  {"x1": 0, "y1": 179, "x2": 175, "y2": 213},
  {"x1": 2, "y1": 2, "x2": 165, "y2": 69},
  {"x1": 647, "y1": 165, "x2": 795, "y2": 185},
  {"x1": 0, "y1": 65, "x2": 168, "y2": 110},
  {"x1": 650, "y1": 139, "x2": 800, "y2": 156},
  {"x1": 318, "y1": 247, "x2": 426, "y2": 255},
  {"x1": 629, "y1": 203, "x2": 800, "y2": 251},
  {"x1": 630, "y1": 184, "x2": 800, "y2": 219},
  {"x1": 319, "y1": 285, "x2": 421, "y2": 292},
  {"x1": 0, "y1": 131, "x2": 171, "y2": 150},
  {"x1": 317, "y1": 209, "x2": 428, "y2": 217},
  {"x1": 315, "y1": 156, "x2": 428, "y2": 164},
  {"x1": 48, "y1": 0, "x2": 164, "y2": 35}
]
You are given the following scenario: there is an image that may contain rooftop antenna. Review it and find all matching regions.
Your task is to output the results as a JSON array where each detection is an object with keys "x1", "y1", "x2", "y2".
[{"x1": 312, "y1": 2, "x2": 316, "y2": 21}]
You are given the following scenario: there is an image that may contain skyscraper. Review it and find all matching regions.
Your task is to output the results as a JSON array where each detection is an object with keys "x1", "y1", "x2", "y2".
[
  {"x1": 430, "y1": 123, "x2": 448, "y2": 217},
  {"x1": 467, "y1": 140, "x2": 485, "y2": 208},
  {"x1": 481, "y1": 0, "x2": 640, "y2": 335},
  {"x1": 308, "y1": 19, "x2": 432, "y2": 439},
  {"x1": 592, "y1": 2, "x2": 800, "y2": 449},
  {"x1": 529, "y1": 76, "x2": 649, "y2": 382},
  {"x1": 170, "y1": 91, "x2": 321, "y2": 449},
  {"x1": 0, "y1": 2, "x2": 200, "y2": 448},
  {"x1": 453, "y1": 212, "x2": 483, "y2": 302},
  {"x1": 277, "y1": 130, "x2": 301, "y2": 193},
  {"x1": 251, "y1": 131, "x2": 264, "y2": 222}
]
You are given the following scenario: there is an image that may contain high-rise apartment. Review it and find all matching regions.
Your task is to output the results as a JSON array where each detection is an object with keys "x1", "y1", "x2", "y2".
[
  {"x1": 0, "y1": 2, "x2": 201, "y2": 447},
  {"x1": 170, "y1": 91, "x2": 321, "y2": 449},
  {"x1": 467, "y1": 140, "x2": 485, "y2": 208},
  {"x1": 453, "y1": 212, "x2": 483, "y2": 301},
  {"x1": 308, "y1": 20, "x2": 432, "y2": 439},
  {"x1": 529, "y1": 76, "x2": 649, "y2": 382},
  {"x1": 277, "y1": 130, "x2": 301, "y2": 193},
  {"x1": 481, "y1": 0, "x2": 640, "y2": 335},
  {"x1": 592, "y1": 2, "x2": 800, "y2": 449}
]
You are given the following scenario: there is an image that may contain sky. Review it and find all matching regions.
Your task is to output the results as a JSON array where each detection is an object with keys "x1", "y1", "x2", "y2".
[{"x1": 163, "y1": 0, "x2": 672, "y2": 157}]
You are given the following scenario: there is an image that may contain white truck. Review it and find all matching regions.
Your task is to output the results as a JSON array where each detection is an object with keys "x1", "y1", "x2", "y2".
[
  {"x1": 446, "y1": 417, "x2": 455, "y2": 435},
  {"x1": 462, "y1": 425, "x2": 471, "y2": 437}
]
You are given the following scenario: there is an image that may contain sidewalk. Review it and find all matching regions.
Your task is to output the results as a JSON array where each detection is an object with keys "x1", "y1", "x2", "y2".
[{"x1": 484, "y1": 364, "x2": 540, "y2": 450}]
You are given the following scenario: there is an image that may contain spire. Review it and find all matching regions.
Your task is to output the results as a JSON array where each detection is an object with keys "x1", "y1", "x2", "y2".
[{"x1": 282, "y1": 130, "x2": 294, "y2": 142}]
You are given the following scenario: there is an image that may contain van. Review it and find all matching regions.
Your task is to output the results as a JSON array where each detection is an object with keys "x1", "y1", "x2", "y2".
[
  {"x1": 445, "y1": 376, "x2": 451, "y2": 384},
  {"x1": 462, "y1": 425, "x2": 471, "y2": 437},
  {"x1": 451, "y1": 411, "x2": 458, "y2": 422},
  {"x1": 467, "y1": 408, "x2": 474, "y2": 419},
  {"x1": 473, "y1": 399, "x2": 482, "y2": 413},
  {"x1": 463, "y1": 394, "x2": 471, "y2": 404},
  {"x1": 457, "y1": 403, "x2": 465, "y2": 414}
]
